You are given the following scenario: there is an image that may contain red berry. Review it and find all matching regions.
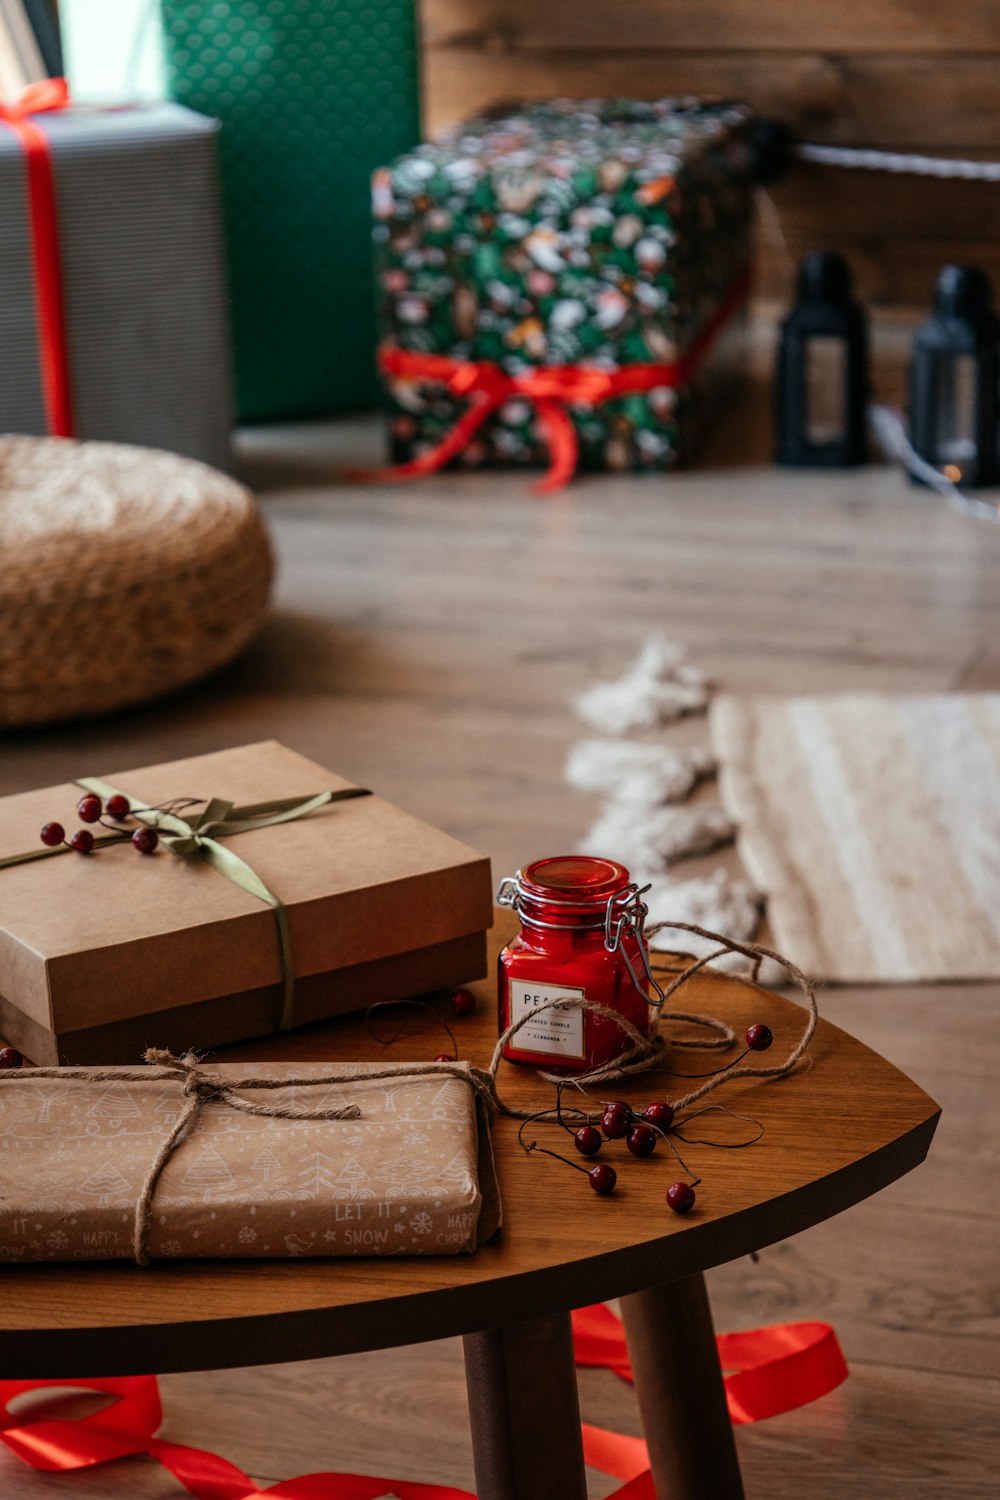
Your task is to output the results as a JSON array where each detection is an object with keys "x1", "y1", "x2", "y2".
[
  {"x1": 40, "y1": 821, "x2": 65, "y2": 847},
  {"x1": 434, "y1": 1053, "x2": 453, "y2": 1063},
  {"x1": 667, "y1": 1181, "x2": 696, "y2": 1215},
  {"x1": 0, "y1": 1046, "x2": 23, "y2": 1069},
  {"x1": 588, "y1": 1163, "x2": 617, "y2": 1195},
  {"x1": 451, "y1": 988, "x2": 476, "y2": 1017},
  {"x1": 627, "y1": 1123, "x2": 657, "y2": 1158},
  {"x1": 106, "y1": 793, "x2": 130, "y2": 820},
  {"x1": 644, "y1": 1100, "x2": 675, "y2": 1131},
  {"x1": 601, "y1": 1105, "x2": 630, "y2": 1140},
  {"x1": 574, "y1": 1126, "x2": 602, "y2": 1157},
  {"x1": 132, "y1": 827, "x2": 158, "y2": 854},
  {"x1": 746, "y1": 1023, "x2": 773, "y2": 1052},
  {"x1": 76, "y1": 794, "x2": 102, "y2": 823},
  {"x1": 70, "y1": 829, "x2": 94, "y2": 854}
]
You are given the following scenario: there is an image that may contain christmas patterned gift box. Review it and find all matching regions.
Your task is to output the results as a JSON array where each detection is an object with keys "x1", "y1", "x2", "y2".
[
  {"x1": 0, "y1": 1058, "x2": 501, "y2": 1263},
  {"x1": 373, "y1": 98, "x2": 755, "y2": 487}
]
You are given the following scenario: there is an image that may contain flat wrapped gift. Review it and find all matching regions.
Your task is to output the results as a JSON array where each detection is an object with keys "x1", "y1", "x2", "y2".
[
  {"x1": 374, "y1": 97, "x2": 754, "y2": 477},
  {"x1": 0, "y1": 101, "x2": 232, "y2": 469},
  {"x1": 0, "y1": 1060, "x2": 501, "y2": 1263},
  {"x1": 0, "y1": 741, "x2": 492, "y2": 1065}
]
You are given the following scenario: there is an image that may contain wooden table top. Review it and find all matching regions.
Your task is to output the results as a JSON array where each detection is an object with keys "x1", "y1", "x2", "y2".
[{"x1": 0, "y1": 911, "x2": 939, "y2": 1378}]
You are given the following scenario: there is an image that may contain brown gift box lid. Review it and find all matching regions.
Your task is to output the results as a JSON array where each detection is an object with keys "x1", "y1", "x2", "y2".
[
  {"x1": 0, "y1": 741, "x2": 492, "y2": 1047},
  {"x1": 0, "y1": 1061, "x2": 501, "y2": 1262}
]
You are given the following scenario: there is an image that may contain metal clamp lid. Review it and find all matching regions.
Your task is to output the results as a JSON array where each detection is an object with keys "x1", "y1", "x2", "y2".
[
  {"x1": 603, "y1": 882, "x2": 666, "y2": 1007},
  {"x1": 497, "y1": 873, "x2": 666, "y2": 1006}
]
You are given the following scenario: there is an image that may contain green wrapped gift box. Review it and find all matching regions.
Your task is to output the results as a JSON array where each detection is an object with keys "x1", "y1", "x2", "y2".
[
  {"x1": 374, "y1": 99, "x2": 756, "y2": 477},
  {"x1": 160, "y1": 1, "x2": 420, "y2": 421}
]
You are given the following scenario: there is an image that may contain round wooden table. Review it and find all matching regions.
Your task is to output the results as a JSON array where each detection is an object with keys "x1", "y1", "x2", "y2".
[{"x1": 0, "y1": 911, "x2": 939, "y2": 1500}]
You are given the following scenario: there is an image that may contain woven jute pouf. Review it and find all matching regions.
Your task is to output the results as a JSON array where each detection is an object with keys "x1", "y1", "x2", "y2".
[{"x1": 0, "y1": 436, "x2": 274, "y2": 726}]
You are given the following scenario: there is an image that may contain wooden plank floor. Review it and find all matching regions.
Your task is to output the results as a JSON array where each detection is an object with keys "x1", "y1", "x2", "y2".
[{"x1": 1, "y1": 380, "x2": 998, "y2": 1496}]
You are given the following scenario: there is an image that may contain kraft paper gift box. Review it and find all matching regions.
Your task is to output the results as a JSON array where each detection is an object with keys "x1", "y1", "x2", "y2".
[
  {"x1": 374, "y1": 98, "x2": 755, "y2": 477},
  {"x1": 0, "y1": 1060, "x2": 502, "y2": 1262},
  {"x1": 0, "y1": 741, "x2": 492, "y2": 1065},
  {"x1": 0, "y1": 101, "x2": 233, "y2": 470}
]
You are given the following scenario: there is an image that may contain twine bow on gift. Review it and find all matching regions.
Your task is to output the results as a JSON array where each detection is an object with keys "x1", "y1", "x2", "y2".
[
  {"x1": 0, "y1": 781, "x2": 373, "y2": 1034},
  {"x1": 355, "y1": 266, "x2": 751, "y2": 494},
  {"x1": 0, "y1": 78, "x2": 74, "y2": 436},
  {"x1": 0, "y1": 1050, "x2": 367, "y2": 1266}
]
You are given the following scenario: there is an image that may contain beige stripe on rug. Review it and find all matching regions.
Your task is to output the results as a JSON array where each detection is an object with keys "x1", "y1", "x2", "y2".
[{"x1": 712, "y1": 693, "x2": 1000, "y2": 983}]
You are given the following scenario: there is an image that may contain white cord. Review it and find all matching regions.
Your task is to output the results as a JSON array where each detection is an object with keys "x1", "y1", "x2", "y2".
[
  {"x1": 798, "y1": 143, "x2": 1000, "y2": 182},
  {"x1": 867, "y1": 404, "x2": 1000, "y2": 524}
]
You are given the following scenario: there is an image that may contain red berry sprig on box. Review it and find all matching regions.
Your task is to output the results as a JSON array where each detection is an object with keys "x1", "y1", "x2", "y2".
[{"x1": 38, "y1": 793, "x2": 160, "y2": 857}]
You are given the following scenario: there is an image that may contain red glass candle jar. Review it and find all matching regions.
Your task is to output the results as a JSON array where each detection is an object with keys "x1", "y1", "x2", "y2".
[{"x1": 497, "y1": 856, "x2": 658, "y2": 1074}]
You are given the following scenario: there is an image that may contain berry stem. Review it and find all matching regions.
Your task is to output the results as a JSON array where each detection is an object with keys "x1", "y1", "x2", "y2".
[
  {"x1": 365, "y1": 998, "x2": 459, "y2": 1060},
  {"x1": 662, "y1": 1046, "x2": 752, "y2": 1079},
  {"x1": 517, "y1": 1116, "x2": 592, "y2": 1175},
  {"x1": 672, "y1": 1104, "x2": 765, "y2": 1149}
]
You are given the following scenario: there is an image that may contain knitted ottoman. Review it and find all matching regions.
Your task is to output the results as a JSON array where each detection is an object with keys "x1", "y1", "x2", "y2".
[
  {"x1": 0, "y1": 436, "x2": 273, "y2": 726},
  {"x1": 373, "y1": 98, "x2": 755, "y2": 488}
]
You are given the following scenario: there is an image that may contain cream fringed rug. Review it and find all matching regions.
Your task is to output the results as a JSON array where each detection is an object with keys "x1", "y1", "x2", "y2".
[
  {"x1": 713, "y1": 693, "x2": 1000, "y2": 984},
  {"x1": 571, "y1": 641, "x2": 1000, "y2": 984}
]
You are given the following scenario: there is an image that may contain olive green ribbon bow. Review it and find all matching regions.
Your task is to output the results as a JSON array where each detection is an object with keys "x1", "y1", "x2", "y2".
[{"x1": 2, "y1": 780, "x2": 373, "y2": 1034}]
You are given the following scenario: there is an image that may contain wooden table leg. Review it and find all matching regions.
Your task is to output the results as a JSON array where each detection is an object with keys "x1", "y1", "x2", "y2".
[
  {"x1": 620, "y1": 1272, "x2": 746, "y2": 1500},
  {"x1": 463, "y1": 1310, "x2": 588, "y2": 1500}
]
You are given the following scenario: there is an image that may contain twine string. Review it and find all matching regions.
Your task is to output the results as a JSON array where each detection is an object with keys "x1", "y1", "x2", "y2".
[
  {"x1": 0, "y1": 920, "x2": 817, "y2": 1263},
  {"x1": 487, "y1": 917, "x2": 818, "y2": 1116}
]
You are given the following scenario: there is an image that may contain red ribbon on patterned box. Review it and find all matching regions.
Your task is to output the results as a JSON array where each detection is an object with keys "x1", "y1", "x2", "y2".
[
  {"x1": 0, "y1": 78, "x2": 75, "y2": 438},
  {"x1": 357, "y1": 267, "x2": 751, "y2": 495},
  {"x1": 0, "y1": 1302, "x2": 846, "y2": 1498}
]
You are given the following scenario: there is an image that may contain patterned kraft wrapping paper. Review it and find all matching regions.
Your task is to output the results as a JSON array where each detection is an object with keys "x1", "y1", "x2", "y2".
[
  {"x1": 0, "y1": 1064, "x2": 501, "y2": 1263},
  {"x1": 374, "y1": 97, "x2": 755, "y2": 473}
]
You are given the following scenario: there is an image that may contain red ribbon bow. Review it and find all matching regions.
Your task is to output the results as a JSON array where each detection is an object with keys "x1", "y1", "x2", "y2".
[
  {"x1": 0, "y1": 77, "x2": 74, "y2": 438},
  {"x1": 362, "y1": 268, "x2": 750, "y2": 494},
  {"x1": 0, "y1": 1302, "x2": 845, "y2": 1498}
]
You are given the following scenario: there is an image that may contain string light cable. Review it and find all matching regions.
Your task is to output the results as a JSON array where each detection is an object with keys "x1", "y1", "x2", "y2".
[
  {"x1": 867, "y1": 403, "x2": 1000, "y2": 526},
  {"x1": 748, "y1": 119, "x2": 1000, "y2": 185},
  {"x1": 795, "y1": 143, "x2": 1000, "y2": 182}
]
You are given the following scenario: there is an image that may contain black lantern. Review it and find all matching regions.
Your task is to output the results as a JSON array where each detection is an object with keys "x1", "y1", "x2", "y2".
[
  {"x1": 775, "y1": 252, "x2": 869, "y2": 467},
  {"x1": 909, "y1": 266, "x2": 1000, "y2": 488}
]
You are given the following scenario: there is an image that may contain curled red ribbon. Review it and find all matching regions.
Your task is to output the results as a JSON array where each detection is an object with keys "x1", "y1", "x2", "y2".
[
  {"x1": 0, "y1": 1301, "x2": 845, "y2": 1498},
  {"x1": 362, "y1": 268, "x2": 750, "y2": 495},
  {"x1": 573, "y1": 1300, "x2": 849, "y2": 1484},
  {"x1": 0, "y1": 78, "x2": 74, "y2": 438}
]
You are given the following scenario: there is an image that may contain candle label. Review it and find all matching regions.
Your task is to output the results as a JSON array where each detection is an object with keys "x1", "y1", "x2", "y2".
[{"x1": 508, "y1": 980, "x2": 586, "y2": 1059}]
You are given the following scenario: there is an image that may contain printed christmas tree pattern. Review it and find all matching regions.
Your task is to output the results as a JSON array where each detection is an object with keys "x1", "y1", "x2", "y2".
[
  {"x1": 297, "y1": 1152, "x2": 339, "y2": 1196},
  {"x1": 428, "y1": 1152, "x2": 475, "y2": 1198},
  {"x1": 251, "y1": 1148, "x2": 282, "y2": 1186},
  {"x1": 78, "y1": 1161, "x2": 132, "y2": 1207},
  {"x1": 333, "y1": 1158, "x2": 376, "y2": 1200},
  {"x1": 36, "y1": 1081, "x2": 74, "y2": 1123},
  {"x1": 88, "y1": 1084, "x2": 141, "y2": 1125},
  {"x1": 179, "y1": 1146, "x2": 236, "y2": 1204}
]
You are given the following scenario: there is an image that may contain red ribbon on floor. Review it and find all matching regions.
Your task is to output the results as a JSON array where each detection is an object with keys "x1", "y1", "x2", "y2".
[
  {"x1": 0, "y1": 1301, "x2": 845, "y2": 1498},
  {"x1": 360, "y1": 268, "x2": 751, "y2": 494},
  {"x1": 0, "y1": 78, "x2": 75, "y2": 438},
  {"x1": 572, "y1": 1300, "x2": 849, "y2": 1487}
]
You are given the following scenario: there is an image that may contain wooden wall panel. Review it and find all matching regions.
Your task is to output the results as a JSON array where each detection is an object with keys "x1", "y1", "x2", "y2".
[
  {"x1": 421, "y1": 1, "x2": 1000, "y2": 307},
  {"x1": 425, "y1": 1, "x2": 1000, "y2": 55}
]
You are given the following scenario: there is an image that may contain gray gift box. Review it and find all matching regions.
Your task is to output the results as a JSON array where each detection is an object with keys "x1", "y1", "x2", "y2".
[{"x1": 0, "y1": 102, "x2": 233, "y2": 470}]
